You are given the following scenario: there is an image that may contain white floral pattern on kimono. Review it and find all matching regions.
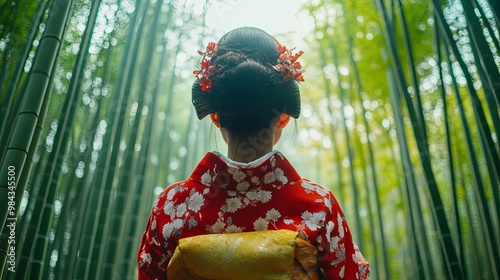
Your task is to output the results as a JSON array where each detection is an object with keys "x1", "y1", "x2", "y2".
[{"x1": 138, "y1": 151, "x2": 370, "y2": 279}]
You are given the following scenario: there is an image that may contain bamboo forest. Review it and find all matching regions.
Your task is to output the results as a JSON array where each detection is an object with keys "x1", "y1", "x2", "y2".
[{"x1": 0, "y1": 0, "x2": 499, "y2": 279}]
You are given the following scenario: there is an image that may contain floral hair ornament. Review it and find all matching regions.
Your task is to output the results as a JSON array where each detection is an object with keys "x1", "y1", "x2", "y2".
[
  {"x1": 193, "y1": 42, "x2": 218, "y2": 92},
  {"x1": 273, "y1": 44, "x2": 305, "y2": 82}
]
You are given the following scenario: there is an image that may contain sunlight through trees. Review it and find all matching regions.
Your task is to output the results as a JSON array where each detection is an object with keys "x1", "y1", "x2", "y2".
[{"x1": 0, "y1": 0, "x2": 498, "y2": 279}]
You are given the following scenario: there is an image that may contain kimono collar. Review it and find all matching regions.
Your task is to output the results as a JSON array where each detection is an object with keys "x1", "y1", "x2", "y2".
[{"x1": 188, "y1": 151, "x2": 301, "y2": 190}]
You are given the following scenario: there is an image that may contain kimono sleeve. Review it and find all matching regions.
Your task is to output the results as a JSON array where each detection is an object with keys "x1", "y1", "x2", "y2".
[
  {"x1": 315, "y1": 192, "x2": 370, "y2": 280},
  {"x1": 137, "y1": 193, "x2": 174, "y2": 280}
]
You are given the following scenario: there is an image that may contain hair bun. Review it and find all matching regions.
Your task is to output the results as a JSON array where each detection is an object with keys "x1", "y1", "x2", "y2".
[
  {"x1": 214, "y1": 51, "x2": 249, "y2": 70},
  {"x1": 215, "y1": 58, "x2": 278, "y2": 115},
  {"x1": 192, "y1": 27, "x2": 301, "y2": 124}
]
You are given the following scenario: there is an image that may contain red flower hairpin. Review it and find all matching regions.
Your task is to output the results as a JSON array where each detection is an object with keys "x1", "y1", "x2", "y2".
[
  {"x1": 193, "y1": 42, "x2": 218, "y2": 92},
  {"x1": 274, "y1": 44, "x2": 305, "y2": 82}
]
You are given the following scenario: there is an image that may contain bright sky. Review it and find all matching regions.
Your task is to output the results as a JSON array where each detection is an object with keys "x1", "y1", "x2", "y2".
[{"x1": 204, "y1": 0, "x2": 314, "y2": 51}]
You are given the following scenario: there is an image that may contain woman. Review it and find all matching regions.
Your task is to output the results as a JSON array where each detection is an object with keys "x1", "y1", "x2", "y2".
[{"x1": 137, "y1": 26, "x2": 370, "y2": 279}]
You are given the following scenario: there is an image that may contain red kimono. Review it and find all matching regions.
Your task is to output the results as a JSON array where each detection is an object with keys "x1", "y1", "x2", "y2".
[{"x1": 138, "y1": 151, "x2": 370, "y2": 279}]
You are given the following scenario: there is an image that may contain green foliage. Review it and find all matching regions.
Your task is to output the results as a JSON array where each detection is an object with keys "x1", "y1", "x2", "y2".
[{"x1": 0, "y1": 0, "x2": 498, "y2": 279}]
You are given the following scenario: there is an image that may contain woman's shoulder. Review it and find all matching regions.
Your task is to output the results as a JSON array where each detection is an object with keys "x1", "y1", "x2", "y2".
[
  {"x1": 289, "y1": 178, "x2": 345, "y2": 214},
  {"x1": 152, "y1": 180, "x2": 205, "y2": 209},
  {"x1": 295, "y1": 178, "x2": 335, "y2": 198}
]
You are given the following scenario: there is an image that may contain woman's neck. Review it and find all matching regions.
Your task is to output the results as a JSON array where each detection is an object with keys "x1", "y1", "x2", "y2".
[{"x1": 226, "y1": 134, "x2": 274, "y2": 163}]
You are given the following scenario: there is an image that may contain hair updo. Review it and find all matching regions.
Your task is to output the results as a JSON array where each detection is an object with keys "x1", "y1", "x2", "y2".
[{"x1": 192, "y1": 27, "x2": 301, "y2": 138}]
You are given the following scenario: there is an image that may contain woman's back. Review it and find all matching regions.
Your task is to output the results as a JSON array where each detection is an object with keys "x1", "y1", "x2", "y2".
[{"x1": 137, "y1": 26, "x2": 369, "y2": 279}]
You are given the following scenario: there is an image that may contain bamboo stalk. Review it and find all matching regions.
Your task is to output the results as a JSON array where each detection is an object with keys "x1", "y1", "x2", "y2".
[
  {"x1": 99, "y1": 0, "x2": 166, "y2": 277},
  {"x1": 64, "y1": 94, "x2": 106, "y2": 279},
  {"x1": 375, "y1": 0, "x2": 464, "y2": 277},
  {"x1": 387, "y1": 68, "x2": 430, "y2": 279},
  {"x1": 347, "y1": 34, "x2": 391, "y2": 279},
  {"x1": 442, "y1": 25, "x2": 497, "y2": 277},
  {"x1": 73, "y1": 0, "x2": 147, "y2": 277},
  {"x1": 459, "y1": 0, "x2": 500, "y2": 224},
  {"x1": 25, "y1": 1, "x2": 101, "y2": 278},
  {"x1": 0, "y1": 0, "x2": 74, "y2": 274},
  {"x1": 317, "y1": 37, "x2": 345, "y2": 205},
  {"x1": 433, "y1": 1, "x2": 500, "y2": 275},
  {"x1": 434, "y1": 17, "x2": 466, "y2": 277},
  {"x1": 330, "y1": 41, "x2": 365, "y2": 251},
  {"x1": 395, "y1": 0, "x2": 428, "y2": 146},
  {"x1": 0, "y1": 0, "x2": 50, "y2": 159}
]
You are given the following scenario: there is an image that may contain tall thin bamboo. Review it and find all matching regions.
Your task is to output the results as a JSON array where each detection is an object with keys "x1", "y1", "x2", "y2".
[
  {"x1": 182, "y1": 0, "x2": 209, "y2": 180},
  {"x1": 0, "y1": 0, "x2": 74, "y2": 274},
  {"x1": 434, "y1": 20, "x2": 466, "y2": 276},
  {"x1": 0, "y1": 0, "x2": 49, "y2": 159},
  {"x1": 330, "y1": 41, "x2": 364, "y2": 251},
  {"x1": 50, "y1": 107, "x2": 96, "y2": 279},
  {"x1": 472, "y1": 0, "x2": 500, "y2": 60},
  {"x1": 381, "y1": 118, "x2": 414, "y2": 278},
  {"x1": 60, "y1": 7, "x2": 122, "y2": 276},
  {"x1": 99, "y1": 0, "x2": 165, "y2": 277},
  {"x1": 127, "y1": 5, "x2": 196, "y2": 278},
  {"x1": 433, "y1": 1, "x2": 500, "y2": 275},
  {"x1": 8, "y1": 129, "x2": 50, "y2": 280},
  {"x1": 118, "y1": 70, "x2": 160, "y2": 278},
  {"x1": 0, "y1": 0, "x2": 21, "y2": 98},
  {"x1": 45, "y1": 140, "x2": 79, "y2": 280},
  {"x1": 460, "y1": 0, "x2": 500, "y2": 219},
  {"x1": 395, "y1": 0, "x2": 428, "y2": 145},
  {"x1": 117, "y1": 30, "x2": 171, "y2": 278},
  {"x1": 72, "y1": 0, "x2": 145, "y2": 277},
  {"x1": 442, "y1": 27, "x2": 497, "y2": 277},
  {"x1": 394, "y1": 0, "x2": 452, "y2": 276},
  {"x1": 180, "y1": 109, "x2": 195, "y2": 179},
  {"x1": 484, "y1": 0, "x2": 500, "y2": 41},
  {"x1": 316, "y1": 35, "x2": 344, "y2": 204},
  {"x1": 348, "y1": 87, "x2": 379, "y2": 277},
  {"x1": 387, "y1": 68, "x2": 431, "y2": 279},
  {"x1": 25, "y1": 1, "x2": 101, "y2": 278},
  {"x1": 64, "y1": 93, "x2": 106, "y2": 279},
  {"x1": 347, "y1": 34, "x2": 390, "y2": 279},
  {"x1": 375, "y1": 0, "x2": 463, "y2": 277},
  {"x1": 12, "y1": 142, "x2": 46, "y2": 257},
  {"x1": 3, "y1": 69, "x2": 53, "y2": 280},
  {"x1": 159, "y1": 37, "x2": 184, "y2": 187},
  {"x1": 461, "y1": 179, "x2": 483, "y2": 279}
]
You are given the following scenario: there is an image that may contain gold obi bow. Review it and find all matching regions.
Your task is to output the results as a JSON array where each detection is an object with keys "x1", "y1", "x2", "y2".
[{"x1": 167, "y1": 229, "x2": 319, "y2": 280}]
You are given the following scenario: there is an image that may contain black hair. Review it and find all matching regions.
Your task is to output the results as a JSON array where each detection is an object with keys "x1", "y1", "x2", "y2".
[{"x1": 192, "y1": 27, "x2": 301, "y2": 138}]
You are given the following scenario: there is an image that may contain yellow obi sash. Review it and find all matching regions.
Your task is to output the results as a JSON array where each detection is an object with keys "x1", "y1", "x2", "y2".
[{"x1": 167, "y1": 229, "x2": 319, "y2": 280}]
